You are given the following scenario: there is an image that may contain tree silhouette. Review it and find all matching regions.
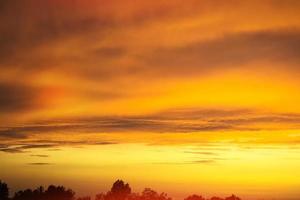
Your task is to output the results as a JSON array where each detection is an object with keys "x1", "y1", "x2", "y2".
[
  {"x1": 44, "y1": 185, "x2": 75, "y2": 200},
  {"x1": 95, "y1": 180, "x2": 131, "y2": 200},
  {"x1": 13, "y1": 185, "x2": 74, "y2": 200},
  {"x1": 14, "y1": 189, "x2": 37, "y2": 200},
  {"x1": 0, "y1": 179, "x2": 242, "y2": 200},
  {"x1": 110, "y1": 180, "x2": 131, "y2": 200},
  {"x1": 127, "y1": 192, "x2": 140, "y2": 200},
  {"x1": 95, "y1": 180, "x2": 172, "y2": 200},
  {"x1": 0, "y1": 180, "x2": 9, "y2": 200},
  {"x1": 140, "y1": 188, "x2": 171, "y2": 200},
  {"x1": 77, "y1": 196, "x2": 91, "y2": 200},
  {"x1": 210, "y1": 197, "x2": 224, "y2": 200},
  {"x1": 224, "y1": 195, "x2": 241, "y2": 200},
  {"x1": 95, "y1": 193, "x2": 106, "y2": 200},
  {"x1": 184, "y1": 194, "x2": 205, "y2": 200}
]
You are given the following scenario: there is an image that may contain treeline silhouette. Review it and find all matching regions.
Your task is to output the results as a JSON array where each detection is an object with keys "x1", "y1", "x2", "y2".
[{"x1": 0, "y1": 180, "x2": 241, "y2": 200}]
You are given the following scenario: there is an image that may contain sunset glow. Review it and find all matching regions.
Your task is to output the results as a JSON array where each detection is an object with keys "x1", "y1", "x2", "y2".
[{"x1": 1, "y1": 1, "x2": 300, "y2": 200}]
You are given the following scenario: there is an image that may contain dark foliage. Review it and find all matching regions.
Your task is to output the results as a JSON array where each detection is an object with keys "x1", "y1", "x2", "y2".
[
  {"x1": 0, "y1": 180, "x2": 9, "y2": 200},
  {"x1": 77, "y1": 197, "x2": 91, "y2": 200},
  {"x1": 184, "y1": 195, "x2": 205, "y2": 200},
  {"x1": 95, "y1": 180, "x2": 131, "y2": 200},
  {"x1": 210, "y1": 197, "x2": 224, "y2": 200},
  {"x1": 0, "y1": 180, "x2": 242, "y2": 200},
  {"x1": 13, "y1": 185, "x2": 74, "y2": 200},
  {"x1": 224, "y1": 195, "x2": 241, "y2": 200}
]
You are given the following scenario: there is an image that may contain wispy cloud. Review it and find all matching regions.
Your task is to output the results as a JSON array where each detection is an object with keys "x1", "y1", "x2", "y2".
[
  {"x1": 0, "y1": 141, "x2": 117, "y2": 153},
  {"x1": 28, "y1": 162, "x2": 52, "y2": 165},
  {"x1": 30, "y1": 154, "x2": 50, "y2": 158},
  {"x1": 1, "y1": 108, "x2": 300, "y2": 153},
  {"x1": 1, "y1": 108, "x2": 300, "y2": 138}
]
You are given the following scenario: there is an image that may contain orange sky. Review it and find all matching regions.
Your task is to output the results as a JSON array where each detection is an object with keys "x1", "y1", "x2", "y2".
[{"x1": 1, "y1": 1, "x2": 300, "y2": 200}]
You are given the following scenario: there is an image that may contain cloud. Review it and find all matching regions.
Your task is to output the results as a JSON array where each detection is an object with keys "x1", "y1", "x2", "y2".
[
  {"x1": 19, "y1": 144, "x2": 58, "y2": 149},
  {"x1": 2, "y1": 0, "x2": 298, "y2": 78},
  {"x1": 192, "y1": 160, "x2": 216, "y2": 164},
  {"x1": 0, "y1": 144, "x2": 58, "y2": 153},
  {"x1": 1, "y1": 1, "x2": 300, "y2": 155},
  {"x1": 0, "y1": 82, "x2": 40, "y2": 112},
  {"x1": 28, "y1": 162, "x2": 52, "y2": 165},
  {"x1": 1, "y1": 108, "x2": 300, "y2": 154},
  {"x1": 184, "y1": 151, "x2": 218, "y2": 155},
  {"x1": 153, "y1": 160, "x2": 217, "y2": 165},
  {"x1": 213, "y1": 115, "x2": 300, "y2": 124},
  {"x1": 1, "y1": 0, "x2": 300, "y2": 120},
  {"x1": 0, "y1": 0, "x2": 187, "y2": 69},
  {"x1": 0, "y1": 148, "x2": 24, "y2": 153},
  {"x1": 1, "y1": 108, "x2": 300, "y2": 141},
  {"x1": 30, "y1": 154, "x2": 50, "y2": 158},
  {"x1": 142, "y1": 29, "x2": 300, "y2": 76},
  {"x1": 0, "y1": 140, "x2": 117, "y2": 153},
  {"x1": 0, "y1": 129, "x2": 27, "y2": 139},
  {"x1": 0, "y1": 114, "x2": 237, "y2": 138},
  {"x1": 92, "y1": 47, "x2": 126, "y2": 58}
]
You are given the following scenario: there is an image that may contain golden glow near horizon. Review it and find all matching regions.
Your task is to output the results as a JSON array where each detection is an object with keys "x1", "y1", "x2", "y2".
[{"x1": 1, "y1": 0, "x2": 300, "y2": 200}]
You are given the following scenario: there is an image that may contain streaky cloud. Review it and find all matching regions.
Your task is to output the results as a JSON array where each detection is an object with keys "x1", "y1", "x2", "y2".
[
  {"x1": 142, "y1": 29, "x2": 300, "y2": 77},
  {"x1": 28, "y1": 162, "x2": 52, "y2": 165},
  {"x1": 30, "y1": 154, "x2": 50, "y2": 158}
]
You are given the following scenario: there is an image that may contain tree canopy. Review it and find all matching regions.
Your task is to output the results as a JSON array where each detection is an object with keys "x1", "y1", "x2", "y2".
[{"x1": 0, "y1": 180, "x2": 242, "y2": 200}]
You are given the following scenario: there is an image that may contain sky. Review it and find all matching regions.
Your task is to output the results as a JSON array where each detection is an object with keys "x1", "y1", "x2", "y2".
[{"x1": 1, "y1": 0, "x2": 300, "y2": 200}]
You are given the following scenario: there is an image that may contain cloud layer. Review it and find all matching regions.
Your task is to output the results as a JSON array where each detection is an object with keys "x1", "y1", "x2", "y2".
[
  {"x1": 1, "y1": 108, "x2": 300, "y2": 154},
  {"x1": 1, "y1": 0, "x2": 300, "y2": 143}
]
